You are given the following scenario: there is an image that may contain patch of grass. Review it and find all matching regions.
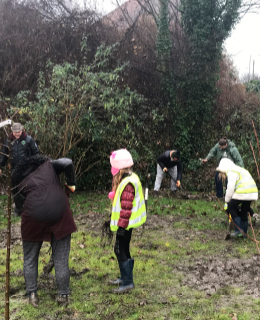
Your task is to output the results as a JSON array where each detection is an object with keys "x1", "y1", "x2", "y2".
[
  {"x1": 0, "y1": 192, "x2": 260, "y2": 319},
  {"x1": 0, "y1": 195, "x2": 21, "y2": 230},
  {"x1": 216, "y1": 286, "x2": 245, "y2": 296},
  {"x1": 70, "y1": 192, "x2": 111, "y2": 217}
]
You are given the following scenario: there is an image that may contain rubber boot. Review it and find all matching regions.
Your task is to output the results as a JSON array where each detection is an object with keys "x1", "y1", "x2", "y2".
[
  {"x1": 109, "y1": 258, "x2": 134, "y2": 285},
  {"x1": 234, "y1": 224, "x2": 239, "y2": 233},
  {"x1": 130, "y1": 258, "x2": 134, "y2": 272},
  {"x1": 241, "y1": 221, "x2": 248, "y2": 238},
  {"x1": 29, "y1": 292, "x2": 39, "y2": 308},
  {"x1": 234, "y1": 216, "x2": 240, "y2": 234},
  {"x1": 231, "y1": 217, "x2": 242, "y2": 238},
  {"x1": 112, "y1": 260, "x2": 134, "y2": 294}
]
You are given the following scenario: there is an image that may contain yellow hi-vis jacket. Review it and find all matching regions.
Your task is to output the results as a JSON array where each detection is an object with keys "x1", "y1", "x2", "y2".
[
  {"x1": 228, "y1": 168, "x2": 258, "y2": 194},
  {"x1": 110, "y1": 173, "x2": 146, "y2": 232},
  {"x1": 225, "y1": 167, "x2": 258, "y2": 202}
]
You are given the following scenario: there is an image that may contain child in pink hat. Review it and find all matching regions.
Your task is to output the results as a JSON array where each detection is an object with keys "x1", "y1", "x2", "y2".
[{"x1": 108, "y1": 149, "x2": 146, "y2": 293}]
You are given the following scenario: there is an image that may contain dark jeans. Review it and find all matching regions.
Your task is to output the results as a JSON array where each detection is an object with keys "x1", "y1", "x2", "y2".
[
  {"x1": 228, "y1": 199, "x2": 251, "y2": 222},
  {"x1": 215, "y1": 171, "x2": 226, "y2": 198},
  {"x1": 114, "y1": 228, "x2": 133, "y2": 263}
]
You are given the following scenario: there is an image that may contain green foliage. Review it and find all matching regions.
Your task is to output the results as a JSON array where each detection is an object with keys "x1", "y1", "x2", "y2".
[
  {"x1": 0, "y1": 2, "x2": 249, "y2": 192},
  {"x1": 245, "y1": 79, "x2": 260, "y2": 95},
  {"x1": 164, "y1": 0, "x2": 242, "y2": 161},
  {"x1": 151, "y1": 0, "x2": 242, "y2": 166},
  {"x1": 156, "y1": 0, "x2": 171, "y2": 74},
  {"x1": 225, "y1": 107, "x2": 260, "y2": 182},
  {"x1": 181, "y1": 0, "x2": 241, "y2": 60},
  {"x1": 9, "y1": 43, "x2": 156, "y2": 186}
]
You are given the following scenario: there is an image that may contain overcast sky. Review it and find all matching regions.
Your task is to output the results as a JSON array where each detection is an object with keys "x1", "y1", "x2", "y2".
[
  {"x1": 83, "y1": 0, "x2": 260, "y2": 79},
  {"x1": 225, "y1": 12, "x2": 260, "y2": 78}
]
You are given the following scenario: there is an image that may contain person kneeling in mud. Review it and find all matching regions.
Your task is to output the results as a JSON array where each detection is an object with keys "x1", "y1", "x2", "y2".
[
  {"x1": 216, "y1": 158, "x2": 258, "y2": 238},
  {"x1": 12, "y1": 154, "x2": 77, "y2": 307},
  {"x1": 108, "y1": 149, "x2": 146, "y2": 293}
]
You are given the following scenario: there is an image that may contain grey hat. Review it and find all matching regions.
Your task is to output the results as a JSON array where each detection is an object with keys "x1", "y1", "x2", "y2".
[{"x1": 11, "y1": 122, "x2": 23, "y2": 133}]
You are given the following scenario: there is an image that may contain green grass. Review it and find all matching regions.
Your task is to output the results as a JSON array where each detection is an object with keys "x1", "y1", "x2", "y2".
[
  {"x1": 0, "y1": 195, "x2": 21, "y2": 230},
  {"x1": 0, "y1": 192, "x2": 260, "y2": 319}
]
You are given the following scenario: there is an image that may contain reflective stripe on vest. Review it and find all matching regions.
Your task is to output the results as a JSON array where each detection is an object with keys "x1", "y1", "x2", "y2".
[
  {"x1": 227, "y1": 168, "x2": 258, "y2": 194},
  {"x1": 110, "y1": 173, "x2": 146, "y2": 231}
]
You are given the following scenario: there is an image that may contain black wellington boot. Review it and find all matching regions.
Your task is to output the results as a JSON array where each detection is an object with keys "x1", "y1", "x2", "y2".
[
  {"x1": 231, "y1": 217, "x2": 242, "y2": 238},
  {"x1": 130, "y1": 258, "x2": 134, "y2": 273},
  {"x1": 112, "y1": 260, "x2": 134, "y2": 294},
  {"x1": 109, "y1": 258, "x2": 134, "y2": 285}
]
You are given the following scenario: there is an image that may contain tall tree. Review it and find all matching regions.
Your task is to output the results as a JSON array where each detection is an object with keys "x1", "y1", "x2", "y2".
[
  {"x1": 175, "y1": 0, "x2": 241, "y2": 159},
  {"x1": 156, "y1": 0, "x2": 171, "y2": 75}
]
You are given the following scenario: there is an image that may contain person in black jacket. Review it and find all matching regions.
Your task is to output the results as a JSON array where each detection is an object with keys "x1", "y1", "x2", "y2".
[
  {"x1": 154, "y1": 150, "x2": 182, "y2": 193},
  {"x1": 0, "y1": 122, "x2": 39, "y2": 172},
  {"x1": 0, "y1": 122, "x2": 39, "y2": 213}
]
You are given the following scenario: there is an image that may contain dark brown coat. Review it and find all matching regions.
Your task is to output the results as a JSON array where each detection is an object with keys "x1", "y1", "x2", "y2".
[{"x1": 18, "y1": 160, "x2": 77, "y2": 241}]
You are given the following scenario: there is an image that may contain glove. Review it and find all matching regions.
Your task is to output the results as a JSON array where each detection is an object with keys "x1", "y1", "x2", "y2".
[
  {"x1": 65, "y1": 184, "x2": 76, "y2": 197},
  {"x1": 67, "y1": 185, "x2": 76, "y2": 192},
  {"x1": 176, "y1": 180, "x2": 180, "y2": 187},
  {"x1": 253, "y1": 213, "x2": 260, "y2": 221},
  {"x1": 224, "y1": 203, "x2": 228, "y2": 211},
  {"x1": 163, "y1": 167, "x2": 168, "y2": 172},
  {"x1": 116, "y1": 227, "x2": 126, "y2": 238}
]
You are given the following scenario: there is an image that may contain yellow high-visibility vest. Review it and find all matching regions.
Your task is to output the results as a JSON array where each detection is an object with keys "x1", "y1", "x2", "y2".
[
  {"x1": 227, "y1": 168, "x2": 258, "y2": 194},
  {"x1": 110, "y1": 173, "x2": 146, "y2": 231}
]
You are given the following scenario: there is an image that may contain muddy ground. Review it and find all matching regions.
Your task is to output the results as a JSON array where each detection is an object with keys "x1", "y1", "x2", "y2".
[
  {"x1": 177, "y1": 256, "x2": 260, "y2": 296},
  {"x1": 1, "y1": 207, "x2": 260, "y2": 305}
]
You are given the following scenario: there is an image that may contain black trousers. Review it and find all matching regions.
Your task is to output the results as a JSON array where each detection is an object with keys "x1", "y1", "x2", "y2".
[
  {"x1": 114, "y1": 228, "x2": 133, "y2": 263},
  {"x1": 228, "y1": 199, "x2": 252, "y2": 222}
]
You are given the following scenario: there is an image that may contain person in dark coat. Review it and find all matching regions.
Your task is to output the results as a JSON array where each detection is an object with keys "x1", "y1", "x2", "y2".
[
  {"x1": 12, "y1": 154, "x2": 77, "y2": 308},
  {"x1": 0, "y1": 122, "x2": 39, "y2": 213},
  {"x1": 0, "y1": 122, "x2": 39, "y2": 171},
  {"x1": 154, "y1": 150, "x2": 182, "y2": 193}
]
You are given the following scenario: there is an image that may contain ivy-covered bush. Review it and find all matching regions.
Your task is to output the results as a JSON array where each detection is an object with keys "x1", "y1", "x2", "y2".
[{"x1": 4, "y1": 43, "x2": 165, "y2": 189}]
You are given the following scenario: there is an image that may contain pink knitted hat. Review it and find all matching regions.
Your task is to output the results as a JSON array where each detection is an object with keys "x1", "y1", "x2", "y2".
[{"x1": 110, "y1": 149, "x2": 134, "y2": 176}]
